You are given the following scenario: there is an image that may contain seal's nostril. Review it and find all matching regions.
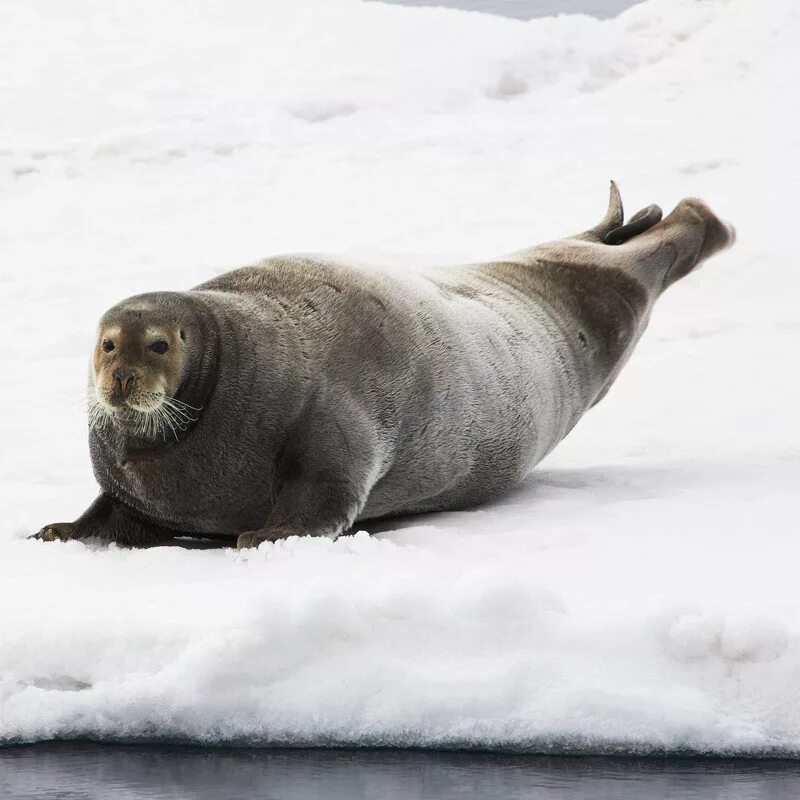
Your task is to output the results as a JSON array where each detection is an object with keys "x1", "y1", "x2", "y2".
[{"x1": 112, "y1": 368, "x2": 136, "y2": 400}]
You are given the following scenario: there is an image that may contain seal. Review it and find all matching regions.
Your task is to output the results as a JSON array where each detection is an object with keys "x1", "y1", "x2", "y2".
[{"x1": 32, "y1": 183, "x2": 734, "y2": 548}]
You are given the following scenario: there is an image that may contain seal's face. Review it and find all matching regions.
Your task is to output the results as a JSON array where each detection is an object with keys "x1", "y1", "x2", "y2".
[
  {"x1": 93, "y1": 323, "x2": 185, "y2": 408},
  {"x1": 89, "y1": 309, "x2": 200, "y2": 439}
]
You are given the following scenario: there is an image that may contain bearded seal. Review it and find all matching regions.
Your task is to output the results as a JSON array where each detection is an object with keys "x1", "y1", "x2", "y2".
[{"x1": 32, "y1": 184, "x2": 734, "y2": 548}]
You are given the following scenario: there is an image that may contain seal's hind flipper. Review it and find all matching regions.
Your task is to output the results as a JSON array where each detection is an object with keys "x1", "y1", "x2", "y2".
[
  {"x1": 622, "y1": 197, "x2": 736, "y2": 293},
  {"x1": 576, "y1": 183, "x2": 662, "y2": 245},
  {"x1": 603, "y1": 204, "x2": 663, "y2": 245},
  {"x1": 577, "y1": 180, "x2": 625, "y2": 242}
]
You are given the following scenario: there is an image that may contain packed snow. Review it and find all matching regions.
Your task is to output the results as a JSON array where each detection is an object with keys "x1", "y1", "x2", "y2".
[{"x1": 1, "y1": 0, "x2": 798, "y2": 753}]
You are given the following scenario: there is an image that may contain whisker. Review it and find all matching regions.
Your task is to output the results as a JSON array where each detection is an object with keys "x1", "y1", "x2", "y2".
[
  {"x1": 161, "y1": 396, "x2": 201, "y2": 422},
  {"x1": 159, "y1": 406, "x2": 179, "y2": 441},
  {"x1": 84, "y1": 387, "x2": 202, "y2": 441}
]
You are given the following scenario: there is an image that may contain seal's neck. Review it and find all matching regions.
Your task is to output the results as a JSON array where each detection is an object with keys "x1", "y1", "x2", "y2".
[{"x1": 174, "y1": 295, "x2": 221, "y2": 432}]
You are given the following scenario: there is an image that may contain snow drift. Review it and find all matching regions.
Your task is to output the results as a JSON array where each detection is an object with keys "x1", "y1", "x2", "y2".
[{"x1": 1, "y1": 0, "x2": 798, "y2": 753}]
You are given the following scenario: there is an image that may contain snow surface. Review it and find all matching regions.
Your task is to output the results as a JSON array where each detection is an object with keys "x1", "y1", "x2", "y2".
[{"x1": 1, "y1": 0, "x2": 798, "y2": 753}]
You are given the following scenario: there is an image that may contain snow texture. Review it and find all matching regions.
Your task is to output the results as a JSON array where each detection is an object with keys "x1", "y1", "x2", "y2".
[{"x1": 0, "y1": 0, "x2": 798, "y2": 753}]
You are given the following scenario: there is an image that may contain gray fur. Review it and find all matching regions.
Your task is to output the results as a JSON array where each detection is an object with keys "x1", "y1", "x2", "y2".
[{"x1": 33, "y1": 184, "x2": 735, "y2": 548}]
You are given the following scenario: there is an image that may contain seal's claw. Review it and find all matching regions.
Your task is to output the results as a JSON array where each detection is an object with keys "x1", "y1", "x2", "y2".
[
  {"x1": 236, "y1": 530, "x2": 266, "y2": 549},
  {"x1": 236, "y1": 528, "x2": 288, "y2": 548},
  {"x1": 30, "y1": 523, "x2": 79, "y2": 542}
]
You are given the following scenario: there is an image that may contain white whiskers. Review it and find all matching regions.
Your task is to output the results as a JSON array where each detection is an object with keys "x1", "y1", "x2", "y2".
[
  {"x1": 87, "y1": 390, "x2": 202, "y2": 441},
  {"x1": 87, "y1": 394, "x2": 113, "y2": 432}
]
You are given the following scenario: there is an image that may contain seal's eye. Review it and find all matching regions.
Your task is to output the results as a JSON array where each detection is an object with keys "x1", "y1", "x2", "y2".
[
  {"x1": 149, "y1": 340, "x2": 169, "y2": 355},
  {"x1": 102, "y1": 340, "x2": 115, "y2": 353}
]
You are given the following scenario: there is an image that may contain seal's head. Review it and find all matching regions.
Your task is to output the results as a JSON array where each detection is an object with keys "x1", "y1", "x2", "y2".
[{"x1": 89, "y1": 292, "x2": 209, "y2": 440}]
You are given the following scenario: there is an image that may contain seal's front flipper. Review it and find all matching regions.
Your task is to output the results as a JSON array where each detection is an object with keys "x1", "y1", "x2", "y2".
[
  {"x1": 236, "y1": 394, "x2": 383, "y2": 549},
  {"x1": 31, "y1": 493, "x2": 183, "y2": 547},
  {"x1": 29, "y1": 522, "x2": 81, "y2": 542},
  {"x1": 603, "y1": 204, "x2": 663, "y2": 245},
  {"x1": 236, "y1": 472, "x2": 368, "y2": 549}
]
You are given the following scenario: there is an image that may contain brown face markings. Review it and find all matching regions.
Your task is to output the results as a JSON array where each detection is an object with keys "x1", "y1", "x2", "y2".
[{"x1": 93, "y1": 323, "x2": 187, "y2": 411}]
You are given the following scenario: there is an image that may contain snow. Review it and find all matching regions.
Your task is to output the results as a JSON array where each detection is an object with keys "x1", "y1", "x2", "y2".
[{"x1": 0, "y1": 0, "x2": 798, "y2": 753}]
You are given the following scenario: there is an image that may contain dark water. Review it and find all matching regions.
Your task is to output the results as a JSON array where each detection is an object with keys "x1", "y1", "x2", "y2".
[
  {"x1": 2, "y1": 745, "x2": 799, "y2": 800},
  {"x1": 382, "y1": 0, "x2": 640, "y2": 20}
]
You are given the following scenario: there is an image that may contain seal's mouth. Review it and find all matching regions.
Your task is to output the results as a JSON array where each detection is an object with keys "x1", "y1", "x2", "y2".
[{"x1": 89, "y1": 388, "x2": 201, "y2": 440}]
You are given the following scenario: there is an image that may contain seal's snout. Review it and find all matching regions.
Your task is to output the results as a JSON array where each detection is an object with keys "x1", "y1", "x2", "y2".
[{"x1": 111, "y1": 367, "x2": 136, "y2": 404}]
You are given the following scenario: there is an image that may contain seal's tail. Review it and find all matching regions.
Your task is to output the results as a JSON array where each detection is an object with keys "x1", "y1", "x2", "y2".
[{"x1": 582, "y1": 181, "x2": 736, "y2": 293}]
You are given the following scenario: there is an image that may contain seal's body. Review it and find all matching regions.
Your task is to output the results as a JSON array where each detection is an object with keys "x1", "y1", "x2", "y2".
[{"x1": 34, "y1": 185, "x2": 735, "y2": 547}]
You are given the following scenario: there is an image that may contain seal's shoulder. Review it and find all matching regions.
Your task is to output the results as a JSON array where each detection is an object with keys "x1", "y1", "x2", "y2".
[{"x1": 193, "y1": 255, "x2": 351, "y2": 295}]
